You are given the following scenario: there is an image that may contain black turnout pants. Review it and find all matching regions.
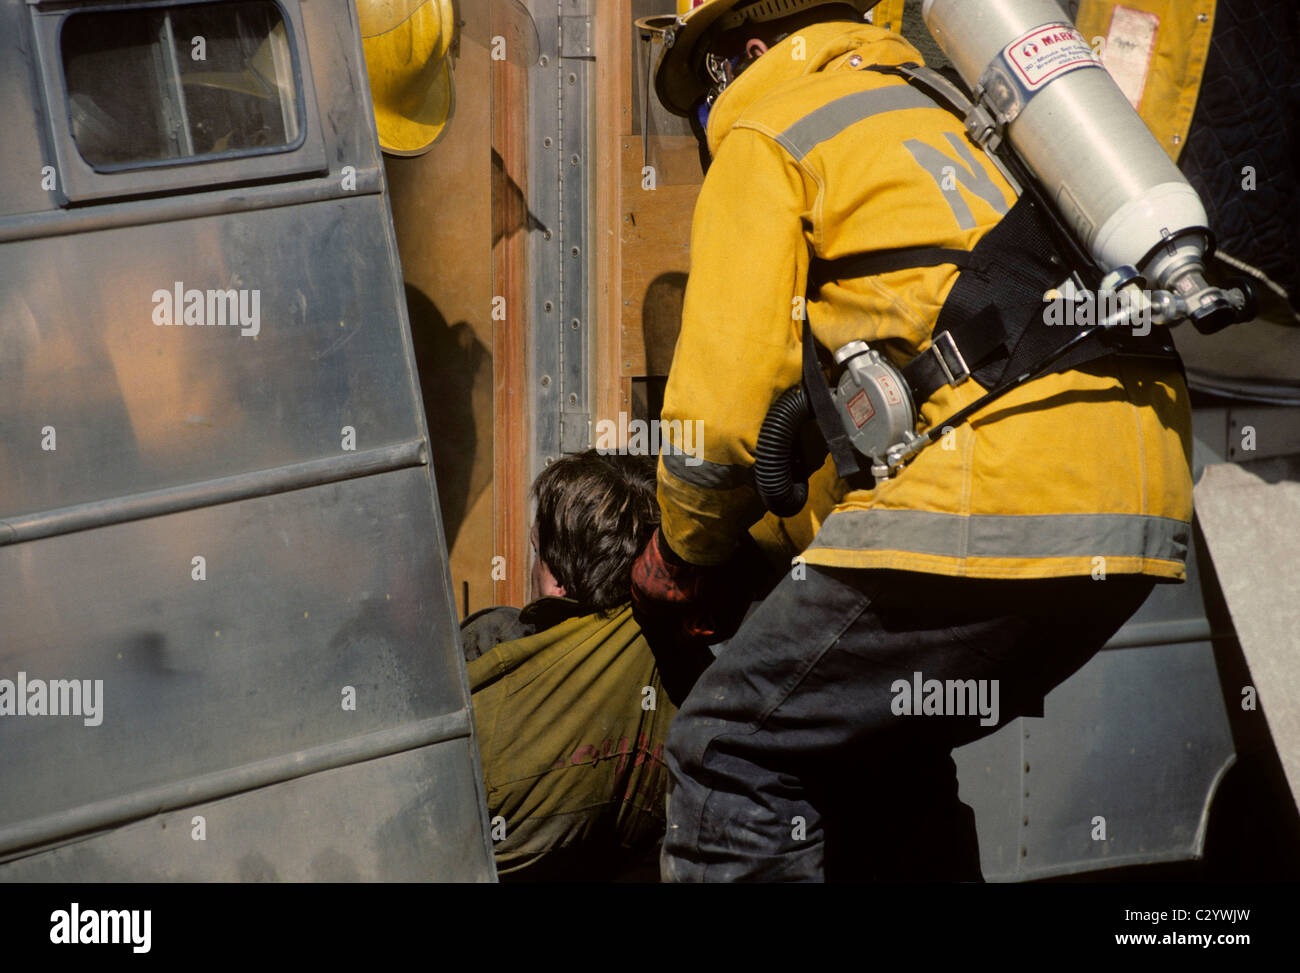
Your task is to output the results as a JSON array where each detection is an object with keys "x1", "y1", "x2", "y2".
[{"x1": 661, "y1": 565, "x2": 1156, "y2": 882}]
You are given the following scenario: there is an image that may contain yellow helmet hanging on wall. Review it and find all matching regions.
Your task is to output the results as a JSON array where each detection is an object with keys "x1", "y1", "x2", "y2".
[
  {"x1": 358, "y1": 0, "x2": 456, "y2": 156},
  {"x1": 645, "y1": 0, "x2": 884, "y2": 116}
]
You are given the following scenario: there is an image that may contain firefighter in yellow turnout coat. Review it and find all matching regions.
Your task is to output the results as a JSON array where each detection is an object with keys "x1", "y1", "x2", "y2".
[{"x1": 630, "y1": 0, "x2": 1193, "y2": 882}]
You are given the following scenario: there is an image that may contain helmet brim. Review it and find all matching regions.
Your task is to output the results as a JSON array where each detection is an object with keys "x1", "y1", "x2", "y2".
[
  {"x1": 652, "y1": 0, "x2": 885, "y2": 117},
  {"x1": 653, "y1": 1, "x2": 749, "y2": 117}
]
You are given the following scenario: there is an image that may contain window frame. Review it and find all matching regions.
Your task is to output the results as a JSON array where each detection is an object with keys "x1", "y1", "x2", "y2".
[{"x1": 30, "y1": 0, "x2": 327, "y2": 204}]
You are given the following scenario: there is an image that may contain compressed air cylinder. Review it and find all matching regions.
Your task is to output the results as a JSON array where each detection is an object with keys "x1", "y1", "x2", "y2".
[{"x1": 922, "y1": 0, "x2": 1210, "y2": 291}]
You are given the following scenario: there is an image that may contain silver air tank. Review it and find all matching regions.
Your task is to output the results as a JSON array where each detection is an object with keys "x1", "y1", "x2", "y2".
[{"x1": 923, "y1": 0, "x2": 1238, "y2": 332}]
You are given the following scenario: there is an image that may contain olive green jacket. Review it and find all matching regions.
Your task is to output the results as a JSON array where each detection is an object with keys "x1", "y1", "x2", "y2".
[{"x1": 464, "y1": 599, "x2": 676, "y2": 881}]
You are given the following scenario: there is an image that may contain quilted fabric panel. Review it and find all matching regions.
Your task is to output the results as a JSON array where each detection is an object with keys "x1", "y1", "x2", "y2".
[{"x1": 1178, "y1": 0, "x2": 1300, "y2": 311}]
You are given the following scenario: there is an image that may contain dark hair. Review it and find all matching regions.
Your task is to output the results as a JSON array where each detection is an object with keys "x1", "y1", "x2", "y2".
[{"x1": 532, "y1": 451, "x2": 660, "y2": 614}]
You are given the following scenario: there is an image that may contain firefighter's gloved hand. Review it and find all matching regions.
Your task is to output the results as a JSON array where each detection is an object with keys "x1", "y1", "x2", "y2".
[{"x1": 630, "y1": 528, "x2": 759, "y2": 646}]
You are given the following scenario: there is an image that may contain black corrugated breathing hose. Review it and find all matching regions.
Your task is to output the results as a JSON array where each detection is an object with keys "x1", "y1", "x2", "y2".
[{"x1": 753, "y1": 385, "x2": 813, "y2": 518}]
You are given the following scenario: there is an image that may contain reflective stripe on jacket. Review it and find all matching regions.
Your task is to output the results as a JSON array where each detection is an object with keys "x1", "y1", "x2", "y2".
[{"x1": 658, "y1": 22, "x2": 1193, "y2": 580}]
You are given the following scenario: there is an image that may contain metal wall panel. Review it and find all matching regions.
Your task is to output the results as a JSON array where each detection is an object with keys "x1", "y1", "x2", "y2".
[
  {"x1": 1, "y1": 466, "x2": 490, "y2": 875},
  {"x1": 526, "y1": 0, "x2": 594, "y2": 475},
  {"x1": 0, "y1": 0, "x2": 495, "y2": 881},
  {"x1": 27, "y1": 0, "x2": 329, "y2": 204},
  {"x1": 0, "y1": 0, "x2": 381, "y2": 224},
  {"x1": 0, "y1": 196, "x2": 418, "y2": 522},
  {"x1": 1, "y1": 744, "x2": 493, "y2": 881}
]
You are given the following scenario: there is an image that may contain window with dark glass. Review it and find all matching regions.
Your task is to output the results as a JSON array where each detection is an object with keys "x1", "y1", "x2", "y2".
[{"x1": 60, "y1": 1, "x2": 299, "y2": 169}]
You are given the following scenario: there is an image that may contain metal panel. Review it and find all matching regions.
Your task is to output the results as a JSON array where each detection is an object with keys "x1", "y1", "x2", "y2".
[
  {"x1": 957, "y1": 640, "x2": 1234, "y2": 881},
  {"x1": 0, "y1": 169, "x2": 383, "y2": 244},
  {"x1": 526, "y1": 0, "x2": 593, "y2": 474},
  {"x1": 0, "y1": 194, "x2": 421, "y2": 521},
  {"x1": 955, "y1": 527, "x2": 1237, "y2": 880},
  {"x1": 1, "y1": 744, "x2": 494, "y2": 881},
  {"x1": 27, "y1": 0, "x2": 328, "y2": 204},
  {"x1": 0, "y1": 4, "x2": 59, "y2": 220},
  {"x1": 0, "y1": 0, "x2": 379, "y2": 223},
  {"x1": 953, "y1": 712, "x2": 1025, "y2": 876},
  {"x1": 526, "y1": 0, "x2": 562, "y2": 472},
  {"x1": 1, "y1": 441, "x2": 426, "y2": 545},
  {"x1": 0, "y1": 0, "x2": 494, "y2": 881},
  {"x1": 0, "y1": 466, "x2": 487, "y2": 870},
  {"x1": 297, "y1": 0, "x2": 383, "y2": 182},
  {"x1": 1022, "y1": 640, "x2": 1232, "y2": 878},
  {"x1": 1094, "y1": 505, "x2": 1229, "y2": 649},
  {"x1": 560, "y1": 6, "x2": 594, "y2": 58},
  {"x1": 558, "y1": 0, "x2": 594, "y2": 456},
  {"x1": 1225, "y1": 406, "x2": 1300, "y2": 463},
  {"x1": 1192, "y1": 407, "x2": 1229, "y2": 478}
]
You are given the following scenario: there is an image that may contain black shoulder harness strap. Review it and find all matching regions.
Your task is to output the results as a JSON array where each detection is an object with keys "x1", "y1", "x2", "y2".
[{"x1": 801, "y1": 311, "x2": 860, "y2": 479}]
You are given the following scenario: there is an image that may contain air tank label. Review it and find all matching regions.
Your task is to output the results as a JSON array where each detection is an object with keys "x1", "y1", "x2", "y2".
[{"x1": 1003, "y1": 22, "x2": 1102, "y2": 92}]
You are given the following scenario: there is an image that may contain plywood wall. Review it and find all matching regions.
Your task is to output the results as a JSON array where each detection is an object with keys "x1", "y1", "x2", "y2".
[
  {"x1": 598, "y1": 1, "x2": 706, "y2": 433},
  {"x1": 491, "y1": 0, "x2": 533, "y2": 609},
  {"x1": 379, "y1": 1, "x2": 711, "y2": 616},
  {"x1": 384, "y1": 2, "x2": 499, "y2": 619}
]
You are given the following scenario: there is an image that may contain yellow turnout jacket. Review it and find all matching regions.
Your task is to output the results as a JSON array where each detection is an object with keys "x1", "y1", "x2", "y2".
[{"x1": 658, "y1": 22, "x2": 1193, "y2": 581}]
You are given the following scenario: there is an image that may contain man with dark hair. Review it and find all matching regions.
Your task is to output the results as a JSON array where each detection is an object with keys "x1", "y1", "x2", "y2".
[
  {"x1": 527, "y1": 450, "x2": 662, "y2": 615},
  {"x1": 460, "y1": 450, "x2": 676, "y2": 881}
]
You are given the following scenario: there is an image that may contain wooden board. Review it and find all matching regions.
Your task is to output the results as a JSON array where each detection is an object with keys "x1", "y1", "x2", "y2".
[
  {"x1": 491, "y1": 0, "x2": 534, "y2": 608},
  {"x1": 595, "y1": 0, "x2": 632, "y2": 432},
  {"x1": 619, "y1": 137, "x2": 701, "y2": 380},
  {"x1": 385, "y1": 4, "x2": 499, "y2": 619}
]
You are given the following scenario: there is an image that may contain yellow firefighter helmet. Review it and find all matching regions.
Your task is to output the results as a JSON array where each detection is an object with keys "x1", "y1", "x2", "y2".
[
  {"x1": 358, "y1": 0, "x2": 456, "y2": 157},
  {"x1": 642, "y1": 0, "x2": 883, "y2": 116}
]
